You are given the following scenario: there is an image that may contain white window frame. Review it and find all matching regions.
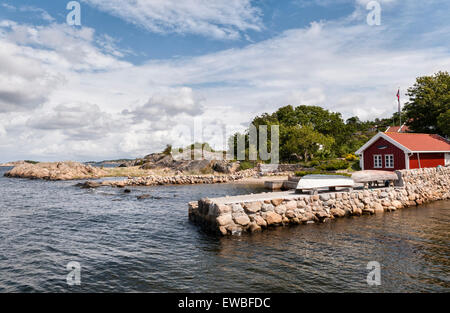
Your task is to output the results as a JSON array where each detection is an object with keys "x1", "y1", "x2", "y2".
[
  {"x1": 385, "y1": 154, "x2": 394, "y2": 168},
  {"x1": 374, "y1": 155, "x2": 382, "y2": 168}
]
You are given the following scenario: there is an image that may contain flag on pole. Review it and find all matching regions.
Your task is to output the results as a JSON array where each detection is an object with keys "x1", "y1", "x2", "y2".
[{"x1": 397, "y1": 88, "x2": 401, "y2": 126}]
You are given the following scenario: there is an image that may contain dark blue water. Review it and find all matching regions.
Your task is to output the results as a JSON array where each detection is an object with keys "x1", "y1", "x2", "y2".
[{"x1": 0, "y1": 167, "x2": 449, "y2": 292}]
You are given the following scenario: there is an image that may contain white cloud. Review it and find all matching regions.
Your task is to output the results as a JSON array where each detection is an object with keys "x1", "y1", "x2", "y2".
[
  {"x1": 123, "y1": 87, "x2": 204, "y2": 122},
  {"x1": 0, "y1": 1, "x2": 449, "y2": 162},
  {"x1": 82, "y1": 0, "x2": 263, "y2": 39}
]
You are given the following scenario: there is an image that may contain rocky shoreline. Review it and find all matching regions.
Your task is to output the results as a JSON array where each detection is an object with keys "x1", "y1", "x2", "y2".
[
  {"x1": 4, "y1": 161, "x2": 107, "y2": 180},
  {"x1": 189, "y1": 167, "x2": 450, "y2": 236},
  {"x1": 80, "y1": 169, "x2": 258, "y2": 188}
]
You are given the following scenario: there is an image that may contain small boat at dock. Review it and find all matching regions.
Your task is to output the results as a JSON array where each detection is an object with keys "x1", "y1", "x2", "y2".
[
  {"x1": 296, "y1": 174, "x2": 355, "y2": 195},
  {"x1": 351, "y1": 170, "x2": 398, "y2": 188}
]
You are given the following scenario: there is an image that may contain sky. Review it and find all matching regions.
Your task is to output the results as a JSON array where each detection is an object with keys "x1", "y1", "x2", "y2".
[{"x1": 0, "y1": 0, "x2": 449, "y2": 162}]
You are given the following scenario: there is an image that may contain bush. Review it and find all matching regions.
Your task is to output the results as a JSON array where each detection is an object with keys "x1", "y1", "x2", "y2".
[
  {"x1": 239, "y1": 161, "x2": 256, "y2": 171},
  {"x1": 345, "y1": 154, "x2": 358, "y2": 161},
  {"x1": 307, "y1": 160, "x2": 320, "y2": 167},
  {"x1": 295, "y1": 170, "x2": 351, "y2": 177},
  {"x1": 318, "y1": 159, "x2": 350, "y2": 171},
  {"x1": 25, "y1": 160, "x2": 39, "y2": 164}
]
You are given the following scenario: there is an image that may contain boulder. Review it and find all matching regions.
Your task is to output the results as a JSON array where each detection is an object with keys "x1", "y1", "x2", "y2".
[
  {"x1": 265, "y1": 212, "x2": 282, "y2": 225},
  {"x1": 285, "y1": 200, "x2": 297, "y2": 210},
  {"x1": 271, "y1": 198, "x2": 284, "y2": 206},
  {"x1": 330, "y1": 208, "x2": 346, "y2": 217},
  {"x1": 217, "y1": 214, "x2": 233, "y2": 226},
  {"x1": 233, "y1": 214, "x2": 251, "y2": 226},
  {"x1": 373, "y1": 203, "x2": 384, "y2": 214},
  {"x1": 5, "y1": 161, "x2": 107, "y2": 181},
  {"x1": 244, "y1": 202, "x2": 262, "y2": 213}
]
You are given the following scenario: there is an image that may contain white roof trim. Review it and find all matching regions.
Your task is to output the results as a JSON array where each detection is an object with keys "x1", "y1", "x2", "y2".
[
  {"x1": 409, "y1": 150, "x2": 450, "y2": 153},
  {"x1": 355, "y1": 132, "x2": 412, "y2": 155}
]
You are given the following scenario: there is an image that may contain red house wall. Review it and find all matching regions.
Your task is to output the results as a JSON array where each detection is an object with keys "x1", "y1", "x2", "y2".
[
  {"x1": 409, "y1": 153, "x2": 444, "y2": 169},
  {"x1": 363, "y1": 138, "x2": 405, "y2": 171}
]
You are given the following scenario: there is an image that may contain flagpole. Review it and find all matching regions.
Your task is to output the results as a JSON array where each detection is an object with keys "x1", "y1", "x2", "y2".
[{"x1": 398, "y1": 87, "x2": 401, "y2": 127}]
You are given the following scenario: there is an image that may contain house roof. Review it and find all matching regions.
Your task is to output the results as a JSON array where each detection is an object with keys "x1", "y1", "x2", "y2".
[
  {"x1": 385, "y1": 124, "x2": 411, "y2": 133},
  {"x1": 384, "y1": 133, "x2": 450, "y2": 152},
  {"x1": 356, "y1": 132, "x2": 450, "y2": 155}
]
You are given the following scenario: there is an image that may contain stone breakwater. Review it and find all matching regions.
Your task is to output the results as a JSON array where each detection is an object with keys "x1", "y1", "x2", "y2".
[
  {"x1": 93, "y1": 169, "x2": 258, "y2": 188},
  {"x1": 188, "y1": 167, "x2": 450, "y2": 236}
]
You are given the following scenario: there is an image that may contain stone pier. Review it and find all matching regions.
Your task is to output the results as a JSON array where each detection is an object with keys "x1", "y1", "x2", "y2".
[{"x1": 188, "y1": 167, "x2": 450, "y2": 236}]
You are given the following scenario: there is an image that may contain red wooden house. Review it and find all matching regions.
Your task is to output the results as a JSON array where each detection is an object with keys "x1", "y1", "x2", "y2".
[{"x1": 355, "y1": 132, "x2": 450, "y2": 171}]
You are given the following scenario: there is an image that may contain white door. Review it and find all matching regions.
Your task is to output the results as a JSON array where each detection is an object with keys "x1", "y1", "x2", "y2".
[{"x1": 445, "y1": 153, "x2": 450, "y2": 166}]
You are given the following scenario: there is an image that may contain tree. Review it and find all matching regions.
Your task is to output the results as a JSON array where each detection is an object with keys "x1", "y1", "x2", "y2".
[
  {"x1": 437, "y1": 109, "x2": 450, "y2": 137},
  {"x1": 280, "y1": 124, "x2": 334, "y2": 162},
  {"x1": 162, "y1": 144, "x2": 172, "y2": 155},
  {"x1": 403, "y1": 71, "x2": 450, "y2": 135}
]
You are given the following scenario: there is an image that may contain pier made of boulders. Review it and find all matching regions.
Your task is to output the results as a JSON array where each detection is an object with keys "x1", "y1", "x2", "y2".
[{"x1": 188, "y1": 167, "x2": 450, "y2": 236}]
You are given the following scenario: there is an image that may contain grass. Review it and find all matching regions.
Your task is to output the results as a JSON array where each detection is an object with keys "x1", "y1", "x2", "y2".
[
  {"x1": 295, "y1": 170, "x2": 352, "y2": 177},
  {"x1": 103, "y1": 166, "x2": 162, "y2": 177}
]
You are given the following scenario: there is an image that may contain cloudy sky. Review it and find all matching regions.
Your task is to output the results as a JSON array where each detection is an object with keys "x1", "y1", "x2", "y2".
[{"x1": 0, "y1": 0, "x2": 449, "y2": 162}]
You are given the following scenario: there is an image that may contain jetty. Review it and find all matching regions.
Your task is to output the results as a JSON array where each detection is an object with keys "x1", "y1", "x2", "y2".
[{"x1": 188, "y1": 167, "x2": 450, "y2": 236}]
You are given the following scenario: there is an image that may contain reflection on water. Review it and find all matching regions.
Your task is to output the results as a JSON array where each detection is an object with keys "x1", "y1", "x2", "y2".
[{"x1": 0, "y1": 167, "x2": 448, "y2": 292}]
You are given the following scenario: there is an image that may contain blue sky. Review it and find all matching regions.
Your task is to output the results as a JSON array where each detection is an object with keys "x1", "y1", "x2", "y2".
[{"x1": 0, "y1": 0, "x2": 449, "y2": 162}]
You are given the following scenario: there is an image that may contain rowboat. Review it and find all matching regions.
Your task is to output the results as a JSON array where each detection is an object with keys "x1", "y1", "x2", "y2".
[
  {"x1": 296, "y1": 174, "x2": 355, "y2": 195},
  {"x1": 351, "y1": 170, "x2": 398, "y2": 188}
]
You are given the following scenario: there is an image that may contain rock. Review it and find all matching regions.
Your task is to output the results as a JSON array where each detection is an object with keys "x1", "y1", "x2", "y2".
[
  {"x1": 244, "y1": 202, "x2": 262, "y2": 213},
  {"x1": 265, "y1": 212, "x2": 282, "y2": 225},
  {"x1": 319, "y1": 194, "x2": 330, "y2": 201},
  {"x1": 6, "y1": 161, "x2": 108, "y2": 180},
  {"x1": 285, "y1": 210, "x2": 296, "y2": 218},
  {"x1": 233, "y1": 214, "x2": 251, "y2": 226},
  {"x1": 124, "y1": 189, "x2": 131, "y2": 193},
  {"x1": 77, "y1": 181, "x2": 101, "y2": 188},
  {"x1": 373, "y1": 203, "x2": 384, "y2": 214},
  {"x1": 391, "y1": 200, "x2": 403, "y2": 209},
  {"x1": 296, "y1": 200, "x2": 307, "y2": 208},
  {"x1": 219, "y1": 226, "x2": 228, "y2": 236},
  {"x1": 352, "y1": 207, "x2": 362, "y2": 216},
  {"x1": 363, "y1": 208, "x2": 375, "y2": 214},
  {"x1": 217, "y1": 214, "x2": 233, "y2": 226},
  {"x1": 330, "y1": 208, "x2": 346, "y2": 217},
  {"x1": 216, "y1": 204, "x2": 231, "y2": 215},
  {"x1": 274, "y1": 205, "x2": 286, "y2": 215},
  {"x1": 231, "y1": 204, "x2": 244, "y2": 213},
  {"x1": 285, "y1": 200, "x2": 297, "y2": 210},
  {"x1": 271, "y1": 199, "x2": 284, "y2": 206},
  {"x1": 249, "y1": 222, "x2": 262, "y2": 233},
  {"x1": 253, "y1": 215, "x2": 267, "y2": 227},
  {"x1": 137, "y1": 194, "x2": 151, "y2": 200},
  {"x1": 315, "y1": 211, "x2": 329, "y2": 219},
  {"x1": 261, "y1": 203, "x2": 274, "y2": 212}
]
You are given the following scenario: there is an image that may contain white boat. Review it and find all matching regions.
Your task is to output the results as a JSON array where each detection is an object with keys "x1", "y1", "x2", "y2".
[
  {"x1": 351, "y1": 170, "x2": 398, "y2": 183},
  {"x1": 296, "y1": 174, "x2": 355, "y2": 194}
]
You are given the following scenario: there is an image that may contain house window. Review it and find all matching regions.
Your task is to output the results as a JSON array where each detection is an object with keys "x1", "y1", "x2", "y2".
[
  {"x1": 374, "y1": 155, "x2": 382, "y2": 168},
  {"x1": 385, "y1": 154, "x2": 394, "y2": 168}
]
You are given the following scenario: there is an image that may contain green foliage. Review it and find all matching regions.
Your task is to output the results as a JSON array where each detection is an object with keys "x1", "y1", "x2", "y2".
[
  {"x1": 24, "y1": 160, "x2": 39, "y2": 164},
  {"x1": 295, "y1": 170, "x2": 351, "y2": 177},
  {"x1": 317, "y1": 159, "x2": 350, "y2": 171},
  {"x1": 404, "y1": 71, "x2": 450, "y2": 136},
  {"x1": 307, "y1": 160, "x2": 320, "y2": 167},
  {"x1": 351, "y1": 160, "x2": 361, "y2": 171},
  {"x1": 162, "y1": 144, "x2": 172, "y2": 155},
  {"x1": 239, "y1": 161, "x2": 256, "y2": 171},
  {"x1": 437, "y1": 109, "x2": 450, "y2": 137},
  {"x1": 345, "y1": 153, "x2": 358, "y2": 161}
]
